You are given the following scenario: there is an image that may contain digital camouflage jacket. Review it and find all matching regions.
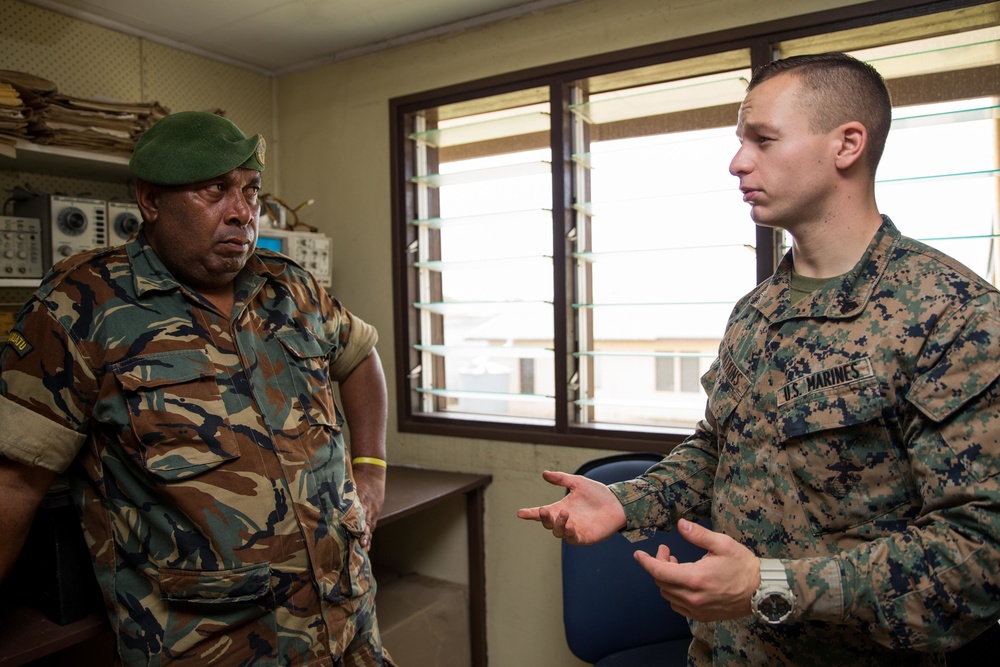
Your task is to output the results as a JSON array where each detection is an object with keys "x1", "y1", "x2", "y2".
[
  {"x1": 611, "y1": 217, "x2": 1000, "y2": 666},
  {"x1": 0, "y1": 231, "x2": 385, "y2": 666}
]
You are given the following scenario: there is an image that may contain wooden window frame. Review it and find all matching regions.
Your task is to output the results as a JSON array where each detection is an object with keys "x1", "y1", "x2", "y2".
[{"x1": 389, "y1": 0, "x2": 994, "y2": 453}]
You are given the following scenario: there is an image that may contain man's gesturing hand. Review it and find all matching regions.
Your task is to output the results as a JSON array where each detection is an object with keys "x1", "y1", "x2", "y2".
[
  {"x1": 634, "y1": 519, "x2": 761, "y2": 622},
  {"x1": 516, "y1": 470, "x2": 627, "y2": 545}
]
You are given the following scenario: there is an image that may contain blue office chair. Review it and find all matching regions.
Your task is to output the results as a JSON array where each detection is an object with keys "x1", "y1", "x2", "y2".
[{"x1": 562, "y1": 453, "x2": 709, "y2": 666}]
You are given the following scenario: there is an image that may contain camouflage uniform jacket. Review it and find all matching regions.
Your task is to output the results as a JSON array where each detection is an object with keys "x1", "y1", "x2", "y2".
[
  {"x1": 0, "y1": 231, "x2": 382, "y2": 666},
  {"x1": 610, "y1": 217, "x2": 1000, "y2": 665}
]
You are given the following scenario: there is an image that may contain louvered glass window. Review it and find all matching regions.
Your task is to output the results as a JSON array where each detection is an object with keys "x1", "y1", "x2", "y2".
[
  {"x1": 567, "y1": 53, "x2": 752, "y2": 430},
  {"x1": 392, "y1": 1, "x2": 1000, "y2": 450},
  {"x1": 402, "y1": 89, "x2": 556, "y2": 422}
]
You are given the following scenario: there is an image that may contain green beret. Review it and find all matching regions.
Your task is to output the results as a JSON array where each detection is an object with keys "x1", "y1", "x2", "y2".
[{"x1": 129, "y1": 111, "x2": 265, "y2": 185}]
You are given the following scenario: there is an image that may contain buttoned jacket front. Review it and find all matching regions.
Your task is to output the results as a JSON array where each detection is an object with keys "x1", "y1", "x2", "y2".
[
  {"x1": 0, "y1": 231, "x2": 379, "y2": 666},
  {"x1": 612, "y1": 218, "x2": 1000, "y2": 666}
]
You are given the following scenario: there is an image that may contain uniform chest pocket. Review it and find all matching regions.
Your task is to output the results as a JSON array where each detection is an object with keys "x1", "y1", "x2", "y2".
[
  {"x1": 275, "y1": 329, "x2": 341, "y2": 430},
  {"x1": 113, "y1": 350, "x2": 240, "y2": 481},
  {"x1": 779, "y1": 375, "x2": 914, "y2": 535}
]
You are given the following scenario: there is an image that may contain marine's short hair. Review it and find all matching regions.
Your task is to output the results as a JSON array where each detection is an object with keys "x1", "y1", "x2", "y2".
[{"x1": 748, "y1": 53, "x2": 892, "y2": 173}]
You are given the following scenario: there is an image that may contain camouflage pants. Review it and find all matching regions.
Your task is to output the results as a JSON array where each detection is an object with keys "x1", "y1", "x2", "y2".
[{"x1": 338, "y1": 603, "x2": 396, "y2": 667}]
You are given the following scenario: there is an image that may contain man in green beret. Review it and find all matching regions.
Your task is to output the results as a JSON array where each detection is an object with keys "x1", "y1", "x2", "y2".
[{"x1": 0, "y1": 111, "x2": 394, "y2": 666}]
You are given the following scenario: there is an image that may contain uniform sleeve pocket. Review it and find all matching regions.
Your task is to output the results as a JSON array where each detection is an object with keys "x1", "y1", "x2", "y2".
[
  {"x1": 906, "y1": 310, "x2": 1000, "y2": 423},
  {"x1": 112, "y1": 350, "x2": 240, "y2": 481},
  {"x1": 159, "y1": 562, "x2": 272, "y2": 603}
]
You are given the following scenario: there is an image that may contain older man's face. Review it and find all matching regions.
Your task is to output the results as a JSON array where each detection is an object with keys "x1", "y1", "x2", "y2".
[{"x1": 138, "y1": 168, "x2": 261, "y2": 291}]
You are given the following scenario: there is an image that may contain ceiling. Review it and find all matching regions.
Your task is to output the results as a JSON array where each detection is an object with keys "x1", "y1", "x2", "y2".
[{"x1": 22, "y1": 0, "x2": 583, "y2": 76}]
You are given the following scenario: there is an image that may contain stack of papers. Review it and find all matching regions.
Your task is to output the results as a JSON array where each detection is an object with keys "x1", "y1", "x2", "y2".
[
  {"x1": 0, "y1": 70, "x2": 49, "y2": 157},
  {"x1": 0, "y1": 69, "x2": 169, "y2": 157},
  {"x1": 31, "y1": 95, "x2": 169, "y2": 153}
]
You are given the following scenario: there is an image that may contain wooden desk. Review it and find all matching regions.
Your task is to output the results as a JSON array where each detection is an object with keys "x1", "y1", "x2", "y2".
[
  {"x1": 0, "y1": 605, "x2": 109, "y2": 666},
  {"x1": 0, "y1": 465, "x2": 492, "y2": 667},
  {"x1": 379, "y1": 465, "x2": 492, "y2": 667}
]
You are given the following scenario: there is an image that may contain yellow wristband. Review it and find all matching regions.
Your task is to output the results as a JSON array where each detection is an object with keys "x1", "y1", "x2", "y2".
[{"x1": 352, "y1": 456, "x2": 387, "y2": 468}]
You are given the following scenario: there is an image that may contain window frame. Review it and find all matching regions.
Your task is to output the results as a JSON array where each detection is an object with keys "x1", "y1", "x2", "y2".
[{"x1": 389, "y1": 0, "x2": 995, "y2": 453}]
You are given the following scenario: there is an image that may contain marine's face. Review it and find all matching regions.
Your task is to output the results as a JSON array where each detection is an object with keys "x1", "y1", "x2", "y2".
[
  {"x1": 729, "y1": 73, "x2": 841, "y2": 233},
  {"x1": 139, "y1": 167, "x2": 261, "y2": 290}
]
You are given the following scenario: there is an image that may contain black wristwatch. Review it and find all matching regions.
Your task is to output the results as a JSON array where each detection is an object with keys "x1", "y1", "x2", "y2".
[{"x1": 751, "y1": 558, "x2": 795, "y2": 625}]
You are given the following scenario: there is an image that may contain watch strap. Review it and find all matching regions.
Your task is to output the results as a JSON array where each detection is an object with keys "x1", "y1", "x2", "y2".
[{"x1": 759, "y1": 558, "x2": 787, "y2": 583}]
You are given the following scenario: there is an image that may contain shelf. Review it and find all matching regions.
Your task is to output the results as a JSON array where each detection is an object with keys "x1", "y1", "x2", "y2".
[
  {"x1": 0, "y1": 603, "x2": 110, "y2": 667},
  {"x1": 0, "y1": 140, "x2": 131, "y2": 181},
  {"x1": 0, "y1": 278, "x2": 41, "y2": 288}
]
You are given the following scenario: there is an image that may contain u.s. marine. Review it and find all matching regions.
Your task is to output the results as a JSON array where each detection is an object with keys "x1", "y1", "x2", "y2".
[{"x1": 519, "y1": 52, "x2": 1000, "y2": 666}]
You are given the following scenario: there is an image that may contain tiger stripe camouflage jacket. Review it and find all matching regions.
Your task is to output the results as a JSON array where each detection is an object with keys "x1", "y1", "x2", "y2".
[{"x1": 0, "y1": 231, "x2": 383, "y2": 666}]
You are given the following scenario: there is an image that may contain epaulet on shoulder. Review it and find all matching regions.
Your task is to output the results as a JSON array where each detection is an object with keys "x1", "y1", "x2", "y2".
[
  {"x1": 256, "y1": 248, "x2": 307, "y2": 273},
  {"x1": 37, "y1": 245, "x2": 123, "y2": 295},
  {"x1": 895, "y1": 235, "x2": 996, "y2": 294}
]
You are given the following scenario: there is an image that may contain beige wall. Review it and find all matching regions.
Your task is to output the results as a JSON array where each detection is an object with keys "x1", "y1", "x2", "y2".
[{"x1": 274, "y1": 1, "x2": 864, "y2": 665}]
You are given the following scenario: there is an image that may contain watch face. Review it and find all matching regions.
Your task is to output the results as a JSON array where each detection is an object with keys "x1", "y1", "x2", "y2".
[{"x1": 760, "y1": 592, "x2": 792, "y2": 621}]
